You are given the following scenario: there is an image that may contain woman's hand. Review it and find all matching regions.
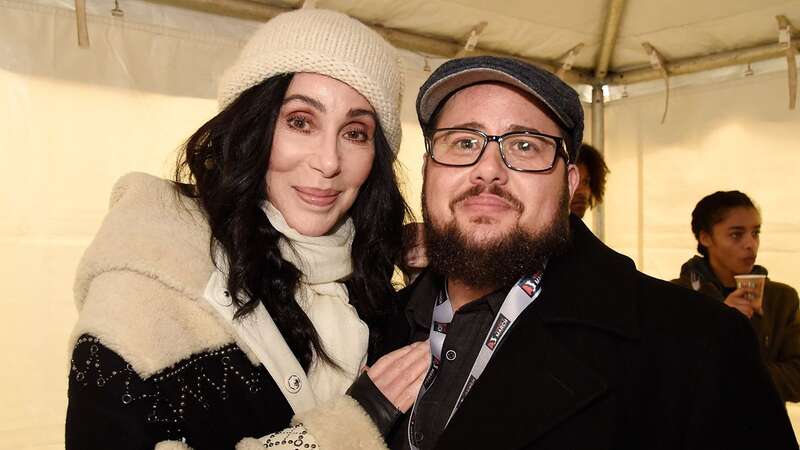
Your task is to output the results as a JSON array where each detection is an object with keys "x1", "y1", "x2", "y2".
[
  {"x1": 724, "y1": 287, "x2": 756, "y2": 318},
  {"x1": 366, "y1": 341, "x2": 430, "y2": 412}
]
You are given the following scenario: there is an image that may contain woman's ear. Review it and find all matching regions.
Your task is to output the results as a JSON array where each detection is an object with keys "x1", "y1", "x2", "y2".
[{"x1": 698, "y1": 230, "x2": 713, "y2": 249}]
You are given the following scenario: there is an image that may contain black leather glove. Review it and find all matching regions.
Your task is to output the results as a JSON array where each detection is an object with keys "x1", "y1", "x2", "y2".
[{"x1": 346, "y1": 371, "x2": 402, "y2": 435}]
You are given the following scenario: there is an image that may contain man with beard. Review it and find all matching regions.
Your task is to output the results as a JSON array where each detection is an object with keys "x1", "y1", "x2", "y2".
[
  {"x1": 380, "y1": 56, "x2": 796, "y2": 450},
  {"x1": 569, "y1": 143, "x2": 609, "y2": 219}
]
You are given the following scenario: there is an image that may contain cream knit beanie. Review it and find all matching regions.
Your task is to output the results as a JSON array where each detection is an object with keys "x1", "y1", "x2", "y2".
[{"x1": 218, "y1": 9, "x2": 403, "y2": 152}]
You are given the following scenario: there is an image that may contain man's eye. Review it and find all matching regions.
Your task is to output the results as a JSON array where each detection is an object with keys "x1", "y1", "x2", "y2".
[
  {"x1": 456, "y1": 139, "x2": 478, "y2": 150},
  {"x1": 508, "y1": 139, "x2": 543, "y2": 153},
  {"x1": 514, "y1": 141, "x2": 531, "y2": 151}
]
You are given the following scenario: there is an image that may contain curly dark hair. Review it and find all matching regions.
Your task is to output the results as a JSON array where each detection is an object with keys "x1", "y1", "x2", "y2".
[
  {"x1": 575, "y1": 143, "x2": 609, "y2": 207},
  {"x1": 691, "y1": 190, "x2": 758, "y2": 257},
  {"x1": 174, "y1": 74, "x2": 409, "y2": 370}
]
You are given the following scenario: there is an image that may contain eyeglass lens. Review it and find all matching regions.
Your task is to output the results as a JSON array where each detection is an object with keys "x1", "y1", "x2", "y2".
[{"x1": 430, "y1": 129, "x2": 558, "y2": 171}]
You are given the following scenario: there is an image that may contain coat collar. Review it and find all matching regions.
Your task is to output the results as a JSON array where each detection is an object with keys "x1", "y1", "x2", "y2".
[
  {"x1": 74, "y1": 172, "x2": 214, "y2": 311},
  {"x1": 406, "y1": 272, "x2": 509, "y2": 331},
  {"x1": 531, "y1": 215, "x2": 640, "y2": 339}
]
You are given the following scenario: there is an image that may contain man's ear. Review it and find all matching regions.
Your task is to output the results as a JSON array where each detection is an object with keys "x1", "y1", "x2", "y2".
[
  {"x1": 421, "y1": 154, "x2": 429, "y2": 177},
  {"x1": 567, "y1": 163, "x2": 579, "y2": 199}
]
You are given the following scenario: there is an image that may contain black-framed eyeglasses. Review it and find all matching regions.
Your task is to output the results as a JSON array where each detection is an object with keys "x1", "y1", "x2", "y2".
[{"x1": 424, "y1": 128, "x2": 569, "y2": 172}]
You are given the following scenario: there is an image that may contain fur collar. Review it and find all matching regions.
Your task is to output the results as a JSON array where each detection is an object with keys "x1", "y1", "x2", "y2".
[
  {"x1": 74, "y1": 172, "x2": 212, "y2": 310},
  {"x1": 71, "y1": 172, "x2": 255, "y2": 378}
]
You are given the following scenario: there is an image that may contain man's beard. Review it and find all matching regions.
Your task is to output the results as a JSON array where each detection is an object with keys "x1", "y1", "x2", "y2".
[{"x1": 422, "y1": 183, "x2": 571, "y2": 290}]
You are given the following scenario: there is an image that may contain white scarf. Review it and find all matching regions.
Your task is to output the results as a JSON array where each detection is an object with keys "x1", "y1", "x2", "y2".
[{"x1": 262, "y1": 202, "x2": 369, "y2": 403}]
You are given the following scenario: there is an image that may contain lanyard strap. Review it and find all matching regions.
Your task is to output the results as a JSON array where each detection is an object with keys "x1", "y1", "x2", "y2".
[{"x1": 408, "y1": 272, "x2": 544, "y2": 448}]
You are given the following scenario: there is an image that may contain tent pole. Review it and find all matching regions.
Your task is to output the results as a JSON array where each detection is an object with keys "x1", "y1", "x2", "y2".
[
  {"x1": 75, "y1": 0, "x2": 90, "y2": 47},
  {"x1": 591, "y1": 85, "x2": 606, "y2": 242},
  {"x1": 608, "y1": 38, "x2": 800, "y2": 85},
  {"x1": 145, "y1": 0, "x2": 285, "y2": 20},
  {"x1": 594, "y1": 0, "x2": 626, "y2": 79}
]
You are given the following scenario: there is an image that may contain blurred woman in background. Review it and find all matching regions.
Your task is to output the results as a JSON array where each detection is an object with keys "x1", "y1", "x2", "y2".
[{"x1": 674, "y1": 190, "x2": 800, "y2": 402}]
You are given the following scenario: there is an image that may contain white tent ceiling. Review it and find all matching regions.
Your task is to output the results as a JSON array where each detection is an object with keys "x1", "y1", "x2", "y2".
[
  {"x1": 148, "y1": 0, "x2": 800, "y2": 86},
  {"x1": 3, "y1": 3, "x2": 800, "y2": 449}
]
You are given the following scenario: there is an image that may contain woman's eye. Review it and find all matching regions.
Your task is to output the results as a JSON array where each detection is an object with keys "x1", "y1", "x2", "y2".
[
  {"x1": 731, "y1": 232, "x2": 742, "y2": 239},
  {"x1": 287, "y1": 115, "x2": 310, "y2": 131},
  {"x1": 344, "y1": 129, "x2": 369, "y2": 142}
]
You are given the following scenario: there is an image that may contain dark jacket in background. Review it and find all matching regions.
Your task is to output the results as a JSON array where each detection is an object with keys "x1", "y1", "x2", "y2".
[
  {"x1": 674, "y1": 256, "x2": 800, "y2": 402},
  {"x1": 383, "y1": 217, "x2": 797, "y2": 450}
]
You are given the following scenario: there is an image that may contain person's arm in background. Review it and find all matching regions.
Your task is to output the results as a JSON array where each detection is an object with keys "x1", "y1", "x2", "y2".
[{"x1": 764, "y1": 286, "x2": 800, "y2": 403}]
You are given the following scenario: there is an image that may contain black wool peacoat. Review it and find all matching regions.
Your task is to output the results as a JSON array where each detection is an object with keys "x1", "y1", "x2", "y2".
[{"x1": 383, "y1": 216, "x2": 798, "y2": 450}]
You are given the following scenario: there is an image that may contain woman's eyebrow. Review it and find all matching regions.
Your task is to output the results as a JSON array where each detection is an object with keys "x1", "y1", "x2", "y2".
[
  {"x1": 348, "y1": 108, "x2": 377, "y2": 122},
  {"x1": 282, "y1": 94, "x2": 326, "y2": 112}
]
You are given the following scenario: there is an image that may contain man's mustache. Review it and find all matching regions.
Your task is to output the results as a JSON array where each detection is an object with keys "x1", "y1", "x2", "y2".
[{"x1": 449, "y1": 185, "x2": 524, "y2": 213}]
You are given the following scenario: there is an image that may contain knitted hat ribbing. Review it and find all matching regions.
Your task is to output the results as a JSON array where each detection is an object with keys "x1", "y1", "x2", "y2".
[{"x1": 218, "y1": 9, "x2": 403, "y2": 152}]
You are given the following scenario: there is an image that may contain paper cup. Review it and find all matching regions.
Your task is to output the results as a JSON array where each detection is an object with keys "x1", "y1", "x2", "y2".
[{"x1": 734, "y1": 274, "x2": 766, "y2": 311}]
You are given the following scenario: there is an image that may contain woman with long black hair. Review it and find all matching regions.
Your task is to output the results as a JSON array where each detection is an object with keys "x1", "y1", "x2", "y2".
[{"x1": 65, "y1": 9, "x2": 428, "y2": 450}]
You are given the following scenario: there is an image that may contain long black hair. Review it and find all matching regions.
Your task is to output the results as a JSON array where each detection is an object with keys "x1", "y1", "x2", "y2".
[
  {"x1": 691, "y1": 190, "x2": 757, "y2": 257},
  {"x1": 175, "y1": 74, "x2": 409, "y2": 370}
]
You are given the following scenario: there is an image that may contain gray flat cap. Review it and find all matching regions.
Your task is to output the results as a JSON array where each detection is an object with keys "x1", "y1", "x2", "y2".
[{"x1": 416, "y1": 56, "x2": 584, "y2": 162}]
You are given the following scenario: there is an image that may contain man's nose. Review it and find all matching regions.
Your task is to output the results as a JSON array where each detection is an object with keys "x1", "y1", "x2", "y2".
[{"x1": 469, "y1": 141, "x2": 508, "y2": 185}]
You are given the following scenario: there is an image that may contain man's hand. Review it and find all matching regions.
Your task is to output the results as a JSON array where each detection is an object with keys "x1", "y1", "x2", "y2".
[
  {"x1": 724, "y1": 287, "x2": 757, "y2": 318},
  {"x1": 367, "y1": 341, "x2": 430, "y2": 413}
]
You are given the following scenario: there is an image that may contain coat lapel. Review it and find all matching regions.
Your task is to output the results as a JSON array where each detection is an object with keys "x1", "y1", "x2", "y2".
[
  {"x1": 434, "y1": 307, "x2": 608, "y2": 450},
  {"x1": 531, "y1": 216, "x2": 640, "y2": 339},
  {"x1": 202, "y1": 266, "x2": 318, "y2": 414}
]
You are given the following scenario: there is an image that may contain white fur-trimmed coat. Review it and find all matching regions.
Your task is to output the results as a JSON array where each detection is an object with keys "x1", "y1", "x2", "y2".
[{"x1": 66, "y1": 172, "x2": 386, "y2": 450}]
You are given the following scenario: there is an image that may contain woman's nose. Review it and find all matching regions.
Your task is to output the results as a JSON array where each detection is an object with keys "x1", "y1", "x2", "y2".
[{"x1": 309, "y1": 134, "x2": 342, "y2": 178}]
